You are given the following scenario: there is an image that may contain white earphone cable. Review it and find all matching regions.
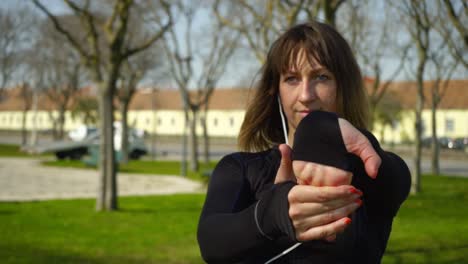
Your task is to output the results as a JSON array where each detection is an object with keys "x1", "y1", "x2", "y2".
[{"x1": 265, "y1": 97, "x2": 302, "y2": 263}]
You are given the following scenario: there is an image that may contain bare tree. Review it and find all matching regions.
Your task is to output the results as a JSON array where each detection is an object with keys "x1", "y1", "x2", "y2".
[
  {"x1": 18, "y1": 82, "x2": 33, "y2": 146},
  {"x1": 340, "y1": 1, "x2": 409, "y2": 129},
  {"x1": 33, "y1": 0, "x2": 171, "y2": 211},
  {"x1": 427, "y1": 43, "x2": 459, "y2": 175},
  {"x1": 213, "y1": 0, "x2": 347, "y2": 64},
  {"x1": 163, "y1": 1, "x2": 238, "y2": 173},
  {"x1": 395, "y1": 0, "x2": 433, "y2": 194},
  {"x1": 196, "y1": 22, "x2": 239, "y2": 164},
  {"x1": 437, "y1": 0, "x2": 467, "y2": 68},
  {"x1": 0, "y1": 5, "x2": 34, "y2": 100},
  {"x1": 116, "y1": 51, "x2": 161, "y2": 164},
  {"x1": 37, "y1": 19, "x2": 83, "y2": 140}
]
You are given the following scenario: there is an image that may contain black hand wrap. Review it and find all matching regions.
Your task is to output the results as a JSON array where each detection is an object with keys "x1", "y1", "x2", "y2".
[{"x1": 291, "y1": 111, "x2": 351, "y2": 172}]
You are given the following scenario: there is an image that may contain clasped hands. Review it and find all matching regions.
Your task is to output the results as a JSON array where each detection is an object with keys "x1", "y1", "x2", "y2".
[{"x1": 274, "y1": 119, "x2": 382, "y2": 242}]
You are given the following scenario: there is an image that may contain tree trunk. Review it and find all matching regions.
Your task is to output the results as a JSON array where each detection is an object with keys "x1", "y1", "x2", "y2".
[
  {"x1": 96, "y1": 87, "x2": 117, "y2": 211},
  {"x1": 29, "y1": 92, "x2": 38, "y2": 147},
  {"x1": 21, "y1": 110, "x2": 27, "y2": 146},
  {"x1": 120, "y1": 100, "x2": 130, "y2": 165},
  {"x1": 431, "y1": 99, "x2": 440, "y2": 175},
  {"x1": 181, "y1": 111, "x2": 188, "y2": 177},
  {"x1": 189, "y1": 108, "x2": 199, "y2": 172},
  {"x1": 58, "y1": 107, "x2": 66, "y2": 140},
  {"x1": 412, "y1": 60, "x2": 425, "y2": 194},
  {"x1": 201, "y1": 112, "x2": 210, "y2": 164}
]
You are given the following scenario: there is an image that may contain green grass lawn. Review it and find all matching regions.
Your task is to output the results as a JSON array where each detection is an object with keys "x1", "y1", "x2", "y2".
[
  {"x1": 0, "y1": 143, "x2": 52, "y2": 158},
  {"x1": 0, "y1": 194, "x2": 206, "y2": 264},
  {"x1": 382, "y1": 175, "x2": 468, "y2": 264},
  {"x1": 0, "y1": 175, "x2": 467, "y2": 263}
]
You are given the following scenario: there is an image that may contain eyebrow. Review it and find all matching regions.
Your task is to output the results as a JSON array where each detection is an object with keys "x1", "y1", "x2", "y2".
[{"x1": 283, "y1": 67, "x2": 330, "y2": 75}]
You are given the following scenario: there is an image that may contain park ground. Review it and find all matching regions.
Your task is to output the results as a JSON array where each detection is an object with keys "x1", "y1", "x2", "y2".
[{"x1": 0, "y1": 143, "x2": 467, "y2": 263}]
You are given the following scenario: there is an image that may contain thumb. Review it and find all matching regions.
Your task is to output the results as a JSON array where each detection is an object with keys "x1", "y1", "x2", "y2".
[
  {"x1": 274, "y1": 144, "x2": 295, "y2": 184},
  {"x1": 338, "y1": 119, "x2": 382, "y2": 179}
]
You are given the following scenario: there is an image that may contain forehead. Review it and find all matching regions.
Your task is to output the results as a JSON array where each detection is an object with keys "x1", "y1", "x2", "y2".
[{"x1": 284, "y1": 48, "x2": 326, "y2": 73}]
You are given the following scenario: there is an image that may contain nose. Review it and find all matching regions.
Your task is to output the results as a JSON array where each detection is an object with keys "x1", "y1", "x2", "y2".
[{"x1": 298, "y1": 79, "x2": 316, "y2": 103}]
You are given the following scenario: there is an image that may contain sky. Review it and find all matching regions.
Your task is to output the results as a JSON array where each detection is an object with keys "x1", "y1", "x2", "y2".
[{"x1": 1, "y1": 0, "x2": 466, "y2": 89}]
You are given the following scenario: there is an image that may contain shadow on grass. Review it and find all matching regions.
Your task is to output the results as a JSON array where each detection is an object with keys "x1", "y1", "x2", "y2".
[
  {"x1": 119, "y1": 206, "x2": 201, "y2": 214},
  {"x1": 385, "y1": 244, "x2": 468, "y2": 264},
  {"x1": 0, "y1": 243, "x2": 156, "y2": 264},
  {"x1": 0, "y1": 210, "x2": 15, "y2": 215},
  {"x1": 386, "y1": 243, "x2": 468, "y2": 255}
]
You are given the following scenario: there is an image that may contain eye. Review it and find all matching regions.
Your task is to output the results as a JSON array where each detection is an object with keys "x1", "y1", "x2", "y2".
[
  {"x1": 284, "y1": 75, "x2": 300, "y2": 85},
  {"x1": 314, "y1": 74, "x2": 330, "y2": 81}
]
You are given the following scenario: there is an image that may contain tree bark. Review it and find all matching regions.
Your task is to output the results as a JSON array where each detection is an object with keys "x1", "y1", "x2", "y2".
[
  {"x1": 431, "y1": 97, "x2": 440, "y2": 175},
  {"x1": 412, "y1": 57, "x2": 425, "y2": 194},
  {"x1": 189, "y1": 107, "x2": 199, "y2": 172},
  {"x1": 120, "y1": 100, "x2": 130, "y2": 164},
  {"x1": 181, "y1": 112, "x2": 188, "y2": 177},
  {"x1": 21, "y1": 110, "x2": 27, "y2": 146},
  {"x1": 58, "y1": 106, "x2": 66, "y2": 140},
  {"x1": 96, "y1": 87, "x2": 117, "y2": 211},
  {"x1": 201, "y1": 112, "x2": 210, "y2": 165}
]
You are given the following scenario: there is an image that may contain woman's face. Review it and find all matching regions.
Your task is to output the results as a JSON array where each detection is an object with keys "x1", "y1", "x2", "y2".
[{"x1": 279, "y1": 52, "x2": 337, "y2": 141}]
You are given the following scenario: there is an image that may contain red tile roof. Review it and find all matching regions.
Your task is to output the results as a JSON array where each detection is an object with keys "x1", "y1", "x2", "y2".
[{"x1": 1, "y1": 79, "x2": 467, "y2": 111}]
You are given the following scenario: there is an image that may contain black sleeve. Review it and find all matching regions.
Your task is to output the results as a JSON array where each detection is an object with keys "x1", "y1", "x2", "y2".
[
  {"x1": 352, "y1": 130, "x2": 411, "y2": 217},
  {"x1": 197, "y1": 153, "x2": 296, "y2": 263}
]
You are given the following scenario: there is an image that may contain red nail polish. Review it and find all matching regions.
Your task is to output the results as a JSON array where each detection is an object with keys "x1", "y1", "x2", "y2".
[
  {"x1": 344, "y1": 218, "x2": 352, "y2": 225},
  {"x1": 350, "y1": 188, "x2": 363, "y2": 196},
  {"x1": 355, "y1": 199, "x2": 363, "y2": 206}
]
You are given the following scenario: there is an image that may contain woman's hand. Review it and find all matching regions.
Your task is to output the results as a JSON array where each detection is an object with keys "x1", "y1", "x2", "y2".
[
  {"x1": 287, "y1": 184, "x2": 362, "y2": 241},
  {"x1": 274, "y1": 144, "x2": 362, "y2": 241}
]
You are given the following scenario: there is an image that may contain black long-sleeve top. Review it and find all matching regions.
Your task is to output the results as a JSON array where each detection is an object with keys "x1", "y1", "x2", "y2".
[{"x1": 197, "y1": 112, "x2": 411, "y2": 263}]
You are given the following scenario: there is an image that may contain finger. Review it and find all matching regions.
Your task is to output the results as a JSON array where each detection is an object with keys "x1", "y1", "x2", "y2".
[
  {"x1": 296, "y1": 217, "x2": 352, "y2": 242},
  {"x1": 338, "y1": 119, "x2": 382, "y2": 179},
  {"x1": 288, "y1": 185, "x2": 363, "y2": 204},
  {"x1": 274, "y1": 144, "x2": 295, "y2": 184},
  {"x1": 289, "y1": 195, "x2": 361, "y2": 219},
  {"x1": 293, "y1": 161, "x2": 353, "y2": 186},
  {"x1": 293, "y1": 200, "x2": 361, "y2": 231}
]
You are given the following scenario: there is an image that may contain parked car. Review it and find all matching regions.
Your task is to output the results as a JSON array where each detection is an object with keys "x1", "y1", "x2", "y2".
[
  {"x1": 68, "y1": 125, "x2": 98, "y2": 141},
  {"x1": 421, "y1": 136, "x2": 457, "y2": 149},
  {"x1": 451, "y1": 137, "x2": 468, "y2": 151},
  {"x1": 36, "y1": 126, "x2": 147, "y2": 160}
]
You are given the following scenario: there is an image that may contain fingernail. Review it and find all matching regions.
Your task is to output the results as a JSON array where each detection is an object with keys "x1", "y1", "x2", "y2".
[
  {"x1": 349, "y1": 188, "x2": 363, "y2": 196},
  {"x1": 344, "y1": 218, "x2": 352, "y2": 225},
  {"x1": 355, "y1": 199, "x2": 363, "y2": 206}
]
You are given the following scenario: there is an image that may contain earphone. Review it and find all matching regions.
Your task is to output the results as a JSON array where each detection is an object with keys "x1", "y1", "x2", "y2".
[{"x1": 264, "y1": 96, "x2": 302, "y2": 264}]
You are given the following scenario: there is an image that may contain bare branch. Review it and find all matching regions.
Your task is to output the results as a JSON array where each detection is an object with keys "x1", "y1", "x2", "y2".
[{"x1": 32, "y1": 0, "x2": 90, "y2": 59}]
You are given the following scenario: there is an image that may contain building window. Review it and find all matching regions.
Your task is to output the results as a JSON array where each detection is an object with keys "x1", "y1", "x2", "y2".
[
  {"x1": 157, "y1": 118, "x2": 162, "y2": 125},
  {"x1": 445, "y1": 118, "x2": 454, "y2": 133},
  {"x1": 171, "y1": 117, "x2": 175, "y2": 126},
  {"x1": 213, "y1": 118, "x2": 218, "y2": 127},
  {"x1": 146, "y1": 117, "x2": 150, "y2": 125},
  {"x1": 230, "y1": 117, "x2": 234, "y2": 127}
]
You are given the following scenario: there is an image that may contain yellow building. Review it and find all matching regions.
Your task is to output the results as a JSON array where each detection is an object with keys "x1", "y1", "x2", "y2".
[{"x1": 0, "y1": 80, "x2": 467, "y2": 143}]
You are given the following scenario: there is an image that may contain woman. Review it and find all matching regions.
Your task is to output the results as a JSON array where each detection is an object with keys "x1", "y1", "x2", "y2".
[{"x1": 197, "y1": 21, "x2": 411, "y2": 263}]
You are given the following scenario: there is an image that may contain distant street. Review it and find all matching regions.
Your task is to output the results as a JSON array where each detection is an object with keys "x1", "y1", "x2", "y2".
[{"x1": 1, "y1": 131, "x2": 466, "y2": 178}]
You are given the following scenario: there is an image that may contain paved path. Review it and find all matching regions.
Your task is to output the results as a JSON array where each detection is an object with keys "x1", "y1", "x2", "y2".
[{"x1": 0, "y1": 158, "x2": 205, "y2": 202}]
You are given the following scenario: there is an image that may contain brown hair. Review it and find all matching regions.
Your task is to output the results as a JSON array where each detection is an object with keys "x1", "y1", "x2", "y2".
[{"x1": 238, "y1": 21, "x2": 369, "y2": 152}]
